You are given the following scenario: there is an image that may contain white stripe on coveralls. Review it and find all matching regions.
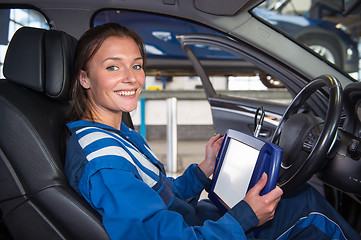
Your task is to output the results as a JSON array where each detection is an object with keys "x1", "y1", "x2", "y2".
[{"x1": 76, "y1": 127, "x2": 159, "y2": 188}]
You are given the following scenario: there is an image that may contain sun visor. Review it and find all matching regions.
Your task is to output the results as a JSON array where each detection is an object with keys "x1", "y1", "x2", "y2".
[{"x1": 194, "y1": 0, "x2": 260, "y2": 16}]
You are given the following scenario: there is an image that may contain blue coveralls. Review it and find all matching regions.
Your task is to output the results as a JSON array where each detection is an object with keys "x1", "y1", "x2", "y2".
[{"x1": 65, "y1": 120, "x2": 360, "y2": 240}]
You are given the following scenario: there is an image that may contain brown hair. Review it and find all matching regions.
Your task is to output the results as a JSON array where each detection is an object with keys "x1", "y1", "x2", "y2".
[{"x1": 67, "y1": 23, "x2": 146, "y2": 122}]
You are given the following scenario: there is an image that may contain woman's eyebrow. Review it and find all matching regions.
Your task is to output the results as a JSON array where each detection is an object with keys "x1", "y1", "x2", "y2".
[
  {"x1": 102, "y1": 56, "x2": 143, "y2": 63},
  {"x1": 134, "y1": 56, "x2": 143, "y2": 62}
]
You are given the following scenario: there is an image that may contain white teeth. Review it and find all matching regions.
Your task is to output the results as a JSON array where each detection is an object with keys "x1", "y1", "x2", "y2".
[{"x1": 116, "y1": 90, "x2": 136, "y2": 96}]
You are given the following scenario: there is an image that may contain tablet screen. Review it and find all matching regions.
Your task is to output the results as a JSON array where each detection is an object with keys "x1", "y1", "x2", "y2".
[{"x1": 213, "y1": 138, "x2": 260, "y2": 209}]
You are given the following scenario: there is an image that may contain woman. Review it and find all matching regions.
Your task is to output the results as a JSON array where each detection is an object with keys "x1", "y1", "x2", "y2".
[{"x1": 65, "y1": 23, "x2": 359, "y2": 239}]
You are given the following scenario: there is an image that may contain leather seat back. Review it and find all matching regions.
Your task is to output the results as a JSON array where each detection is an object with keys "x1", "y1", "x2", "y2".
[{"x1": 0, "y1": 27, "x2": 113, "y2": 240}]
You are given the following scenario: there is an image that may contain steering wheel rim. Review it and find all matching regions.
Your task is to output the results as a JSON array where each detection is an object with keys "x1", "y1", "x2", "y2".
[{"x1": 272, "y1": 75, "x2": 342, "y2": 193}]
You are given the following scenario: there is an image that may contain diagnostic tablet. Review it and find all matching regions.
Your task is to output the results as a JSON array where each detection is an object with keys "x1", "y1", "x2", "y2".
[{"x1": 208, "y1": 129, "x2": 282, "y2": 213}]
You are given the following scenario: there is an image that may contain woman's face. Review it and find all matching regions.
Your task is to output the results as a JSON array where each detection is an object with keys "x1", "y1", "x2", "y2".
[{"x1": 80, "y1": 36, "x2": 145, "y2": 121}]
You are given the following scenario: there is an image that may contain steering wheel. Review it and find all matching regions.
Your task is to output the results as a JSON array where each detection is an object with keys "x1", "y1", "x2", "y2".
[{"x1": 271, "y1": 75, "x2": 342, "y2": 193}]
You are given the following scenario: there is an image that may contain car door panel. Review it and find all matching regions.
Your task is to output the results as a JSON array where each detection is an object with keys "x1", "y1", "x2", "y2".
[{"x1": 209, "y1": 96, "x2": 285, "y2": 141}]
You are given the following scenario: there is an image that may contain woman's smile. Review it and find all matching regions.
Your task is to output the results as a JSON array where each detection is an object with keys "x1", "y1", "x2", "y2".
[{"x1": 114, "y1": 89, "x2": 137, "y2": 96}]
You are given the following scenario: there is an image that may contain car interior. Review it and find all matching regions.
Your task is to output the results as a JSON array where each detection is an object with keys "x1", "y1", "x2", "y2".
[{"x1": 0, "y1": 0, "x2": 361, "y2": 239}]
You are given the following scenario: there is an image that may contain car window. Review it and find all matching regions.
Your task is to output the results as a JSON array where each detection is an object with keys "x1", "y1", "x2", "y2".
[
  {"x1": 253, "y1": 0, "x2": 360, "y2": 81},
  {"x1": 0, "y1": 8, "x2": 49, "y2": 78},
  {"x1": 184, "y1": 41, "x2": 291, "y2": 104},
  {"x1": 93, "y1": 9, "x2": 291, "y2": 104}
]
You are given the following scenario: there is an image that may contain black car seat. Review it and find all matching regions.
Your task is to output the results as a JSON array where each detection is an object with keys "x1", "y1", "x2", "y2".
[{"x1": 0, "y1": 27, "x2": 133, "y2": 240}]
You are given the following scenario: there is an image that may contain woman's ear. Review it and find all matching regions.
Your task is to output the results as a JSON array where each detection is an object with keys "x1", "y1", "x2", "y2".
[{"x1": 79, "y1": 70, "x2": 90, "y2": 89}]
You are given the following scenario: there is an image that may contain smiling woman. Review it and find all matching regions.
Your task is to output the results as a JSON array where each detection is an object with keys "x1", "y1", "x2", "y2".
[
  {"x1": 77, "y1": 36, "x2": 145, "y2": 129},
  {"x1": 67, "y1": 24, "x2": 146, "y2": 129},
  {"x1": 63, "y1": 23, "x2": 360, "y2": 240}
]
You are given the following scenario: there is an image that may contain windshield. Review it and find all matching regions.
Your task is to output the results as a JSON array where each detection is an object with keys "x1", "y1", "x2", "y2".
[{"x1": 253, "y1": 0, "x2": 360, "y2": 81}]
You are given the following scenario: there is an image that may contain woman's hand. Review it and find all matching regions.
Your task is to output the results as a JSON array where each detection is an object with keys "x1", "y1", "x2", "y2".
[
  {"x1": 243, "y1": 173, "x2": 283, "y2": 226},
  {"x1": 198, "y1": 134, "x2": 223, "y2": 177}
]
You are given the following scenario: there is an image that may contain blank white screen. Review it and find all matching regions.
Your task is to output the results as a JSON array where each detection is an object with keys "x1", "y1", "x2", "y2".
[{"x1": 213, "y1": 139, "x2": 260, "y2": 209}]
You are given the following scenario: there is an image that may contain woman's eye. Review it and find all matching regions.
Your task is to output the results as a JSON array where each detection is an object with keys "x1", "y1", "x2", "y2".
[
  {"x1": 106, "y1": 66, "x2": 118, "y2": 71},
  {"x1": 132, "y1": 64, "x2": 142, "y2": 70}
]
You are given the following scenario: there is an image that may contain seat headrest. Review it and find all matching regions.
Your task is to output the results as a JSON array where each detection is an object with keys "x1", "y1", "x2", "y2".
[{"x1": 3, "y1": 27, "x2": 77, "y2": 100}]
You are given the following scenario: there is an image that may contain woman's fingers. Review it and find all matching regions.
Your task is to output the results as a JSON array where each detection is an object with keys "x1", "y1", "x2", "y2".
[
  {"x1": 248, "y1": 173, "x2": 268, "y2": 195},
  {"x1": 244, "y1": 173, "x2": 283, "y2": 226}
]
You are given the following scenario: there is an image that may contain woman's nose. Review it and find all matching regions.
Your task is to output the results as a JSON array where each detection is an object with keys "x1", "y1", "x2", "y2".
[{"x1": 122, "y1": 67, "x2": 136, "y2": 83}]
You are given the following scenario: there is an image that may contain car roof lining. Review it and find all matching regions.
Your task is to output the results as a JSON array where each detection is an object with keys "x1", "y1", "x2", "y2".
[
  {"x1": 194, "y1": 0, "x2": 261, "y2": 16},
  {"x1": 0, "y1": 0, "x2": 260, "y2": 38}
]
